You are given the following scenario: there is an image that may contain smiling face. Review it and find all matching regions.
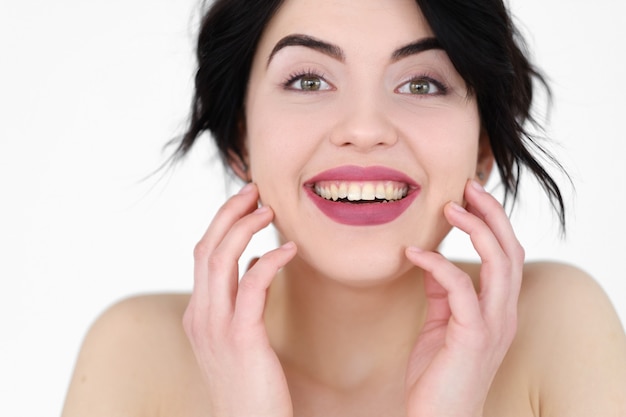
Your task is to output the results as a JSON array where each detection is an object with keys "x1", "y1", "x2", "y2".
[{"x1": 242, "y1": 0, "x2": 490, "y2": 284}]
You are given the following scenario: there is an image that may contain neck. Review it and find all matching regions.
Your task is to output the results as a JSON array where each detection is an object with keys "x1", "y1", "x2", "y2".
[{"x1": 265, "y1": 257, "x2": 427, "y2": 390}]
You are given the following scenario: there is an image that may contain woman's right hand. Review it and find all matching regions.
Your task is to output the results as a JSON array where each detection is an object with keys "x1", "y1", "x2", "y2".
[{"x1": 183, "y1": 183, "x2": 297, "y2": 417}]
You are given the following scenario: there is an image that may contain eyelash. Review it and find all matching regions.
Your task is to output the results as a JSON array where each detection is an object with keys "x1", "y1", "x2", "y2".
[
  {"x1": 282, "y1": 69, "x2": 329, "y2": 90},
  {"x1": 396, "y1": 74, "x2": 448, "y2": 96},
  {"x1": 281, "y1": 70, "x2": 448, "y2": 96}
]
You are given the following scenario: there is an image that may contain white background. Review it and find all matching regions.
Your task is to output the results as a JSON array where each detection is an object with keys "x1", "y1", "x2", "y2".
[{"x1": 1, "y1": 0, "x2": 624, "y2": 415}]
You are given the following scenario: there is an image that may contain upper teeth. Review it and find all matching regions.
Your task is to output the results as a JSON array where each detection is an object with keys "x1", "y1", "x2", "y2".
[{"x1": 314, "y1": 181, "x2": 408, "y2": 202}]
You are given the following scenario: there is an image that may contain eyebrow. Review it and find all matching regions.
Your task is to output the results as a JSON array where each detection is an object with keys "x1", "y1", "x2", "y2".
[
  {"x1": 267, "y1": 34, "x2": 442, "y2": 66},
  {"x1": 268, "y1": 34, "x2": 345, "y2": 65},
  {"x1": 391, "y1": 37, "x2": 442, "y2": 61}
]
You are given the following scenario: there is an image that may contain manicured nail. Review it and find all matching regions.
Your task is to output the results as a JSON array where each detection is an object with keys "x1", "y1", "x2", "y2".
[
  {"x1": 470, "y1": 179, "x2": 485, "y2": 193},
  {"x1": 450, "y1": 201, "x2": 467, "y2": 213},
  {"x1": 239, "y1": 183, "x2": 255, "y2": 194}
]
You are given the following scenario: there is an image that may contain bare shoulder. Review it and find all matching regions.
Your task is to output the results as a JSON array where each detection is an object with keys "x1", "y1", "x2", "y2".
[
  {"x1": 62, "y1": 293, "x2": 201, "y2": 417},
  {"x1": 517, "y1": 262, "x2": 626, "y2": 416},
  {"x1": 518, "y1": 262, "x2": 623, "y2": 335}
]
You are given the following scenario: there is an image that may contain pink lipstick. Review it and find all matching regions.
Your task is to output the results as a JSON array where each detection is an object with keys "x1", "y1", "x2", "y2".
[{"x1": 304, "y1": 166, "x2": 420, "y2": 226}]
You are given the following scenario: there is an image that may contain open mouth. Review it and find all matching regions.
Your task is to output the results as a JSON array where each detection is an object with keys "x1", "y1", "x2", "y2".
[
  {"x1": 313, "y1": 180, "x2": 409, "y2": 203},
  {"x1": 303, "y1": 165, "x2": 419, "y2": 226}
]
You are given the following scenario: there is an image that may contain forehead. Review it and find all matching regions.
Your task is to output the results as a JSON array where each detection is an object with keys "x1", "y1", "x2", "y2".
[{"x1": 256, "y1": 0, "x2": 434, "y2": 58}]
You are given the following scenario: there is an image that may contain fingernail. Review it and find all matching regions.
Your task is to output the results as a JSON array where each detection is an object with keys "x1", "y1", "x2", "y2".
[
  {"x1": 407, "y1": 246, "x2": 423, "y2": 254},
  {"x1": 470, "y1": 179, "x2": 485, "y2": 193},
  {"x1": 281, "y1": 241, "x2": 296, "y2": 251},
  {"x1": 450, "y1": 201, "x2": 467, "y2": 213},
  {"x1": 254, "y1": 205, "x2": 270, "y2": 215},
  {"x1": 239, "y1": 183, "x2": 255, "y2": 194}
]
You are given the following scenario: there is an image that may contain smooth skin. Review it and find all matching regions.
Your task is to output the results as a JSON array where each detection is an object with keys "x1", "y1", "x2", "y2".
[
  {"x1": 403, "y1": 181, "x2": 524, "y2": 417},
  {"x1": 62, "y1": 0, "x2": 626, "y2": 415},
  {"x1": 185, "y1": 184, "x2": 297, "y2": 417},
  {"x1": 62, "y1": 182, "x2": 626, "y2": 417}
]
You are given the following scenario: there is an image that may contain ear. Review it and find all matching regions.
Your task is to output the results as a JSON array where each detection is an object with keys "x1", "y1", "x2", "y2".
[
  {"x1": 227, "y1": 149, "x2": 250, "y2": 182},
  {"x1": 475, "y1": 129, "x2": 494, "y2": 186},
  {"x1": 227, "y1": 115, "x2": 251, "y2": 182}
]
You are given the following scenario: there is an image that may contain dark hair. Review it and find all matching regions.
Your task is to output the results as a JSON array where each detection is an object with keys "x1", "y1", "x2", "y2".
[
  {"x1": 171, "y1": 0, "x2": 284, "y2": 170},
  {"x1": 171, "y1": 0, "x2": 567, "y2": 230}
]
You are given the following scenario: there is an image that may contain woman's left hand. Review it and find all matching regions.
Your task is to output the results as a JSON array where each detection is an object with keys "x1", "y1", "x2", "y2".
[{"x1": 404, "y1": 180, "x2": 524, "y2": 417}]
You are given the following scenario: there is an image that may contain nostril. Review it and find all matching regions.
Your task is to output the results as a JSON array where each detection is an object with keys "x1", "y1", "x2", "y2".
[{"x1": 329, "y1": 108, "x2": 398, "y2": 149}]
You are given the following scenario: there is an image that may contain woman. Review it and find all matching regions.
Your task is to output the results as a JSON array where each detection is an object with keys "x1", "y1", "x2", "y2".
[{"x1": 62, "y1": 0, "x2": 626, "y2": 415}]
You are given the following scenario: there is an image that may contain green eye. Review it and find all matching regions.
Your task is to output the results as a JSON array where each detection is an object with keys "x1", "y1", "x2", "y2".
[
  {"x1": 397, "y1": 77, "x2": 445, "y2": 95},
  {"x1": 299, "y1": 76, "x2": 322, "y2": 91},
  {"x1": 409, "y1": 79, "x2": 431, "y2": 94},
  {"x1": 285, "y1": 72, "x2": 332, "y2": 91}
]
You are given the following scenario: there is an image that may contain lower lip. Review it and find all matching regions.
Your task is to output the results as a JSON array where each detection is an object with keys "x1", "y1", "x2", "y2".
[{"x1": 304, "y1": 187, "x2": 419, "y2": 226}]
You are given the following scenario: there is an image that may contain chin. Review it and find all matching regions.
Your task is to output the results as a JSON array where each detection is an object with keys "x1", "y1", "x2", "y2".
[
  {"x1": 289, "y1": 237, "x2": 417, "y2": 287},
  {"x1": 272, "y1": 197, "x2": 453, "y2": 285}
]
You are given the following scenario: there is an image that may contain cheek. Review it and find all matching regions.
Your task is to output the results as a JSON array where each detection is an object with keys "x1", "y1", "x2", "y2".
[
  {"x1": 400, "y1": 107, "x2": 480, "y2": 219},
  {"x1": 247, "y1": 122, "x2": 310, "y2": 184},
  {"x1": 402, "y1": 106, "x2": 480, "y2": 175},
  {"x1": 433, "y1": 131, "x2": 478, "y2": 192},
  {"x1": 245, "y1": 118, "x2": 310, "y2": 214},
  {"x1": 246, "y1": 94, "x2": 332, "y2": 187}
]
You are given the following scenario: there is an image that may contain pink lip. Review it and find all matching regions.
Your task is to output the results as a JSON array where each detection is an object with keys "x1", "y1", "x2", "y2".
[{"x1": 304, "y1": 165, "x2": 420, "y2": 226}]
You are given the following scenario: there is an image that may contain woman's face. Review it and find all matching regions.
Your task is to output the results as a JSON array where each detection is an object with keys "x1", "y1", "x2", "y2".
[{"x1": 243, "y1": 0, "x2": 488, "y2": 284}]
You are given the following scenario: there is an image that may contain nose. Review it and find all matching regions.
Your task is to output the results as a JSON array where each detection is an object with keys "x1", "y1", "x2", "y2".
[{"x1": 329, "y1": 95, "x2": 398, "y2": 151}]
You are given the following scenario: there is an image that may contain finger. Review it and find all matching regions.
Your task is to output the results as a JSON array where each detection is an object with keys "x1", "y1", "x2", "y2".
[
  {"x1": 204, "y1": 205, "x2": 274, "y2": 318},
  {"x1": 443, "y1": 201, "x2": 512, "y2": 314},
  {"x1": 446, "y1": 183, "x2": 524, "y2": 322},
  {"x1": 421, "y1": 271, "x2": 452, "y2": 326},
  {"x1": 464, "y1": 180, "x2": 525, "y2": 268},
  {"x1": 406, "y1": 248, "x2": 482, "y2": 328},
  {"x1": 246, "y1": 257, "x2": 260, "y2": 272},
  {"x1": 444, "y1": 200, "x2": 508, "y2": 268},
  {"x1": 233, "y1": 242, "x2": 297, "y2": 328},
  {"x1": 195, "y1": 183, "x2": 260, "y2": 257},
  {"x1": 463, "y1": 180, "x2": 524, "y2": 304},
  {"x1": 191, "y1": 183, "x2": 260, "y2": 304}
]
